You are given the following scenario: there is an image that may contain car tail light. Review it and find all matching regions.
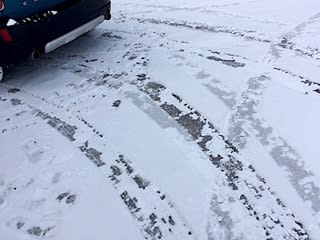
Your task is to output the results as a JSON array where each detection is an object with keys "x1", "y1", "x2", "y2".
[
  {"x1": 0, "y1": 0, "x2": 5, "y2": 11},
  {"x1": 0, "y1": 29, "x2": 12, "y2": 43}
]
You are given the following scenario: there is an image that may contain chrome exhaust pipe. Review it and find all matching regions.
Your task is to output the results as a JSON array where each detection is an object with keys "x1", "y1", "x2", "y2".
[{"x1": 31, "y1": 50, "x2": 41, "y2": 60}]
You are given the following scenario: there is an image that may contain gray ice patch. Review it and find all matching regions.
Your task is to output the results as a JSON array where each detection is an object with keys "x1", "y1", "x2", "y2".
[
  {"x1": 207, "y1": 194, "x2": 237, "y2": 240},
  {"x1": 10, "y1": 98, "x2": 23, "y2": 106},
  {"x1": 207, "y1": 56, "x2": 246, "y2": 68},
  {"x1": 35, "y1": 110, "x2": 77, "y2": 142},
  {"x1": 204, "y1": 83, "x2": 237, "y2": 109},
  {"x1": 196, "y1": 71, "x2": 211, "y2": 79},
  {"x1": 126, "y1": 91, "x2": 189, "y2": 138}
]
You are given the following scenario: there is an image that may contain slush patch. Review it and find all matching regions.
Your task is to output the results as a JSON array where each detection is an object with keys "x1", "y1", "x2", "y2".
[
  {"x1": 80, "y1": 143, "x2": 105, "y2": 167},
  {"x1": 35, "y1": 110, "x2": 77, "y2": 142},
  {"x1": 66, "y1": 194, "x2": 77, "y2": 204},
  {"x1": 160, "y1": 103, "x2": 182, "y2": 118},
  {"x1": 10, "y1": 98, "x2": 23, "y2": 106},
  {"x1": 27, "y1": 226, "x2": 42, "y2": 236},
  {"x1": 8, "y1": 88, "x2": 20, "y2": 94},
  {"x1": 133, "y1": 175, "x2": 150, "y2": 189},
  {"x1": 57, "y1": 192, "x2": 77, "y2": 204},
  {"x1": 27, "y1": 226, "x2": 55, "y2": 237},
  {"x1": 112, "y1": 100, "x2": 121, "y2": 107},
  {"x1": 57, "y1": 192, "x2": 70, "y2": 202},
  {"x1": 207, "y1": 55, "x2": 245, "y2": 68}
]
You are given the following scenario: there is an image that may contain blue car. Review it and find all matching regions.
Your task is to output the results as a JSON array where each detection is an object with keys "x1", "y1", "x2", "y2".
[{"x1": 0, "y1": 0, "x2": 111, "y2": 80}]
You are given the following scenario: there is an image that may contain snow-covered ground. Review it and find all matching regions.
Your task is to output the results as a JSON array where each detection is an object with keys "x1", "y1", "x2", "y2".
[{"x1": 1, "y1": 0, "x2": 320, "y2": 239}]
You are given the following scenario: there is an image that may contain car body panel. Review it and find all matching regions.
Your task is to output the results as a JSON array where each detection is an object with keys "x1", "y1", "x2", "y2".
[{"x1": 0, "y1": 0, "x2": 111, "y2": 65}]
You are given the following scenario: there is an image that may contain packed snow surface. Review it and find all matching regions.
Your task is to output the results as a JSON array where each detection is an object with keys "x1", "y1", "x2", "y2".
[{"x1": 1, "y1": 0, "x2": 320, "y2": 239}]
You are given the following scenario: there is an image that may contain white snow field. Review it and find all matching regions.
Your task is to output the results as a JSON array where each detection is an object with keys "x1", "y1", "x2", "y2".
[{"x1": 1, "y1": 0, "x2": 320, "y2": 239}]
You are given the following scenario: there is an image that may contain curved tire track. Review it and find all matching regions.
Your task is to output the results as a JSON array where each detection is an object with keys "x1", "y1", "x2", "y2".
[{"x1": 0, "y1": 85, "x2": 195, "y2": 240}]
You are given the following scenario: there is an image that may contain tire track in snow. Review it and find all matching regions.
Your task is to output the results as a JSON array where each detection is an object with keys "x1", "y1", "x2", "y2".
[
  {"x1": 144, "y1": 21, "x2": 320, "y2": 236},
  {"x1": 273, "y1": 67, "x2": 320, "y2": 94},
  {"x1": 2, "y1": 17, "x2": 313, "y2": 238},
  {"x1": 140, "y1": 20, "x2": 319, "y2": 98},
  {"x1": 50, "y1": 27, "x2": 312, "y2": 239},
  {"x1": 32, "y1": 45, "x2": 269, "y2": 239},
  {"x1": 131, "y1": 17, "x2": 271, "y2": 43},
  {"x1": 104, "y1": 25, "x2": 310, "y2": 239},
  {"x1": 162, "y1": 38, "x2": 320, "y2": 95},
  {"x1": 133, "y1": 31, "x2": 320, "y2": 216},
  {"x1": 275, "y1": 38, "x2": 320, "y2": 61},
  {"x1": 130, "y1": 15, "x2": 320, "y2": 62},
  {"x1": 129, "y1": 75, "x2": 309, "y2": 240},
  {"x1": 273, "y1": 11, "x2": 320, "y2": 61},
  {"x1": 157, "y1": 38, "x2": 320, "y2": 233},
  {"x1": 227, "y1": 75, "x2": 320, "y2": 219},
  {"x1": 0, "y1": 85, "x2": 195, "y2": 240}
]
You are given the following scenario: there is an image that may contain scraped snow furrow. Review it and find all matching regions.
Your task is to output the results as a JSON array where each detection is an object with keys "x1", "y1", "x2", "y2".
[
  {"x1": 0, "y1": 86, "x2": 195, "y2": 240},
  {"x1": 130, "y1": 78, "x2": 310, "y2": 239}
]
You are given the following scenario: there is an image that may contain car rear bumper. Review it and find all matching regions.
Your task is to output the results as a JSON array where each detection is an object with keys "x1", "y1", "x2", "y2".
[{"x1": 0, "y1": 0, "x2": 111, "y2": 65}]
